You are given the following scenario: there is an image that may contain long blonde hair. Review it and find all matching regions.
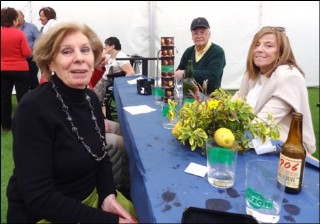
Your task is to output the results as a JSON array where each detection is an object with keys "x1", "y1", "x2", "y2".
[
  {"x1": 245, "y1": 27, "x2": 304, "y2": 79},
  {"x1": 33, "y1": 22, "x2": 103, "y2": 80}
]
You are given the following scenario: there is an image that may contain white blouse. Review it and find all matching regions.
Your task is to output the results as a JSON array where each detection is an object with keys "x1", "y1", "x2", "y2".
[{"x1": 246, "y1": 74, "x2": 269, "y2": 109}]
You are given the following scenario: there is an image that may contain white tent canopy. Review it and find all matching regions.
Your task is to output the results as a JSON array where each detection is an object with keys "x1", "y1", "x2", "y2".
[{"x1": 2, "y1": 1, "x2": 319, "y2": 88}]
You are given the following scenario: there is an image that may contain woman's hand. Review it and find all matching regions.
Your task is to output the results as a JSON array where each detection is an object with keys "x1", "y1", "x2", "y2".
[
  {"x1": 95, "y1": 53, "x2": 111, "y2": 71},
  {"x1": 101, "y1": 194, "x2": 138, "y2": 223},
  {"x1": 104, "y1": 119, "x2": 112, "y2": 133}
]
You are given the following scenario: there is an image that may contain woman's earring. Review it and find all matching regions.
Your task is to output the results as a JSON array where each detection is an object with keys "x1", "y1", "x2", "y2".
[{"x1": 51, "y1": 71, "x2": 55, "y2": 76}]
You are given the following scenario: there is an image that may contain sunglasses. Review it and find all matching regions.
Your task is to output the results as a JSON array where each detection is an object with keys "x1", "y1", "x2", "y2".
[
  {"x1": 262, "y1": 26, "x2": 286, "y2": 33},
  {"x1": 41, "y1": 6, "x2": 51, "y2": 12}
]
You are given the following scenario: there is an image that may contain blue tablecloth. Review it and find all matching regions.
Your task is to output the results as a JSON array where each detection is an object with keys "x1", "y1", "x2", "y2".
[{"x1": 114, "y1": 76, "x2": 319, "y2": 223}]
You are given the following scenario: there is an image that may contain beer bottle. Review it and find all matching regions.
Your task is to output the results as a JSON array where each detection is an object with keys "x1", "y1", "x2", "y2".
[
  {"x1": 277, "y1": 112, "x2": 306, "y2": 194},
  {"x1": 183, "y1": 60, "x2": 197, "y2": 102}
]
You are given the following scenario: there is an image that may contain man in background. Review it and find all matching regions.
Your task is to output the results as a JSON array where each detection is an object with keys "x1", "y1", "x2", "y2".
[
  {"x1": 175, "y1": 17, "x2": 226, "y2": 94},
  {"x1": 17, "y1": 10, "x2": 40, "y2": 90}
]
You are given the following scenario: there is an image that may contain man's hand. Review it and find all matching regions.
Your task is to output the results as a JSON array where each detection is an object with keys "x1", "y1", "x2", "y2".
[{"x1": 174, "y1": 69, "x2": 185, "y2": 81}]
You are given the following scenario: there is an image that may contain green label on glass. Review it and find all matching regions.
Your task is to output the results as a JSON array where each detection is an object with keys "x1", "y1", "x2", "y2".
[
  {"x1": 162, "y1": 105, "x2": 169, "y2": 116},
  {"x1": 153, "y1": 87, "x2": 164, "y2": 96},
  {"x1": 246, "y1": 187, "x2": 273, "y2": 210},
  {"x1": 208, "y1": 147, "x2": 235, "y2": 165},
  {"x1": 183, "y1": 98, "x2": 195, "y2": 105},
  {"x1": 161, "y1": 66, "x2": 175, "y2": 73}
]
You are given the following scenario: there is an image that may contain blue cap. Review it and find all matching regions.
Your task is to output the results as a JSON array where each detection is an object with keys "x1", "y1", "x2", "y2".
[{"x1": 190, "y1": 17, "x2": 210, "y2": 31}]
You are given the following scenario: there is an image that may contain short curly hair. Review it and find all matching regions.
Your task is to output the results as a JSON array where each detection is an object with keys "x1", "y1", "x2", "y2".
[
  {"x1": 33, "y1": 22, "x2": 103, "y2": 80},
  {"x1": 38, "y1": 6, "x2": 56, "y2": 20},
  {"x1": 1, "y1": 7, "x2": 18, "y2": 27}
]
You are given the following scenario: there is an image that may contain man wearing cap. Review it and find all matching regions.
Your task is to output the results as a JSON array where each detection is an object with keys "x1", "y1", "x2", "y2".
[{"x1": 175, "y1": 17, "x2": 226, "y2": 94}]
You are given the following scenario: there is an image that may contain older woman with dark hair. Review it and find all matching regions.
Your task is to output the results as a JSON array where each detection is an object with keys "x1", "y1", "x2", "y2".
[
  {"x1": 1, "y1": 7, "x2": 32, "y2": 132},
  {"x1": 38, "y1": 6, "x2": 57, "y2": 33},
  {"x1": 92, "y1": 37, "x2": 135, "y2": 102},
  {"x1": 104, "y1": 37, "x2": 135, "y2": 76},
  {"x1": 6, "y1": 22, "x2": 137, "y2": 223}
]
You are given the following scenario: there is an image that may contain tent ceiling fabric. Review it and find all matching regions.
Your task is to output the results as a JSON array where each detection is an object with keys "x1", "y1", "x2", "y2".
[{"x1": 2, "y1": 1, "x2": 319, "y2": 88}]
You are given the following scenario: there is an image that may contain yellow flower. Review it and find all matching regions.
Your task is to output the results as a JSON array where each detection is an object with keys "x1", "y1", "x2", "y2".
[{"x1": 208, "y1": 99, "x2": 220, "y2": 110}]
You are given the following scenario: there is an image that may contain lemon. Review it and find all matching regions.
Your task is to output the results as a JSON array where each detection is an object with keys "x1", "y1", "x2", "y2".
[{"x1": 214, "y1": 128, "x2": 235, "y2": 148}]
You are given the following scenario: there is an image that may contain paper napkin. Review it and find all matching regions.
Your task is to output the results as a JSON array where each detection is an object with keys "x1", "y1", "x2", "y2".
[
  {"x1": 184, "y1": 162, "x2": 207, "y2": 177},
  {"x1": 123, "y1": 105, "x2": 156, "y2": 115}
]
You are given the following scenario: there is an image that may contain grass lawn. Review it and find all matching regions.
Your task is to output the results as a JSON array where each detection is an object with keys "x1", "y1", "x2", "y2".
[{"x1": 1, "y1": 88, "x2": 319, "y2": 222}]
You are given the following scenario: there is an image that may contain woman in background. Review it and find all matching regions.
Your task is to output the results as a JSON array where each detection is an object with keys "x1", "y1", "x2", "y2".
[
  {"x1": 39, "y1": 6, "x2": 57, "y2": 34},
  {"x1": 233, "y1": 26, "x2": 316, "y2": 155},
  {"x1": 92, "y1": 37, "x2": 135, "y2": 102},
  {"x1": 1, "y1": 7, "x2": 32, "y2": 132}
]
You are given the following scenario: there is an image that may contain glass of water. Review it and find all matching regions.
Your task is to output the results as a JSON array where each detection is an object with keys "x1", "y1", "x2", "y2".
[
  {"x1": 206, "y1": 138, "x2": 238, "y2": 188},
  {"x1": 246, "y1": 159, "x2": 287, "y2": 223}
]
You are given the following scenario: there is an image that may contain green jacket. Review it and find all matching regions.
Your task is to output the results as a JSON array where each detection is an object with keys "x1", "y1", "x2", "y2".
[{"x1": 177, "y1": 43, "x2": 226, "y2": 94}]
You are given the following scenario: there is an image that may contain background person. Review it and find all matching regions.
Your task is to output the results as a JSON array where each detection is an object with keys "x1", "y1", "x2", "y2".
[
  {"x1": 104, "y1": 37, "x2": 135, "y2": 76},
  {"x1": 38, "y1": 6, "x2": 62, "y2": 84},
  {"x1": 233, "y1": 26, "x2": 316, "y2": 155},
  {"x1": 93, "y1": 37, "x2": 135, "y2": 102},
  {"x1": 6, "y1": 22, "x2": 137, "y2": 223},
  {"x1": 90, "y1": 54, "x2": 130, "y2": 200},
  {"x1": 16, "y1": 9, "x2": 40, "y2": 90},
  {"x1": 89, "y1": 55, "x2": 127, "y2": 154},
  {"x1": 1, "y1": 7, "x2": 32, "y2": 132},
  {"x1": 38, "y1": 6, "x2": 57, "y2": 34},
  {"x1": 174, "y1": 17, "x2": 226, "y2": 94}
]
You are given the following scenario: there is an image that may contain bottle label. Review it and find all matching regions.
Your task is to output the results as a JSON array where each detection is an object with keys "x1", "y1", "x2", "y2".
[{"x1": 278, "y1": 153, "x2": 303, "y2": 189}]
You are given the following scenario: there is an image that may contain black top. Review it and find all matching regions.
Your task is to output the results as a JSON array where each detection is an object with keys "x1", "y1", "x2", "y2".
[{"x1": 7, "y1": 75, "x2": 118, "y2": 223}]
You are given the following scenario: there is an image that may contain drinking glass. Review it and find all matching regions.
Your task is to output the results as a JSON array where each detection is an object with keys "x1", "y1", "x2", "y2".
[
  {"x1": 246, "y1": 159, "x2": 287, "y2": 223},
  {"x1": 153, "y1": 78, "x2": 164, "y2": 105},
  {"x1": 206, "y1": 138, "x2": 238, "y2": 188}
]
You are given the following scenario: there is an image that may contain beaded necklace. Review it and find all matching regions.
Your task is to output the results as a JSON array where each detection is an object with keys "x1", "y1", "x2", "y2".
[{"x1": 52, "y1": 81, "x2": 108, "y2": 162}]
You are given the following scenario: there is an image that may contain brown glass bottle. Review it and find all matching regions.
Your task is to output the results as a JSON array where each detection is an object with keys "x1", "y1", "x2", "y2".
[
  {"x1": 182, "y1": 60, "x2": 197, "y2": 102},
  {"x1": 277, "y1": 112, "x2": 306, "y2": 194}
]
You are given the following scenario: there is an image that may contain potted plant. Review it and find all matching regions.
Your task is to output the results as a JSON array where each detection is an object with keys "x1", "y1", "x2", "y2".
[{"x1": 172, "y1": 86, "x2": 280, "y2": 152}]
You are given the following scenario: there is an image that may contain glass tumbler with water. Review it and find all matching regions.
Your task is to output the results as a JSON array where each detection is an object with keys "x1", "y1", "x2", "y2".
[
  {"x1": 246, "y1": 159, "x2": 287, "y2": 223},
  {"x1": 206, "y1": 138, "x2": 238, "y2": 188}
]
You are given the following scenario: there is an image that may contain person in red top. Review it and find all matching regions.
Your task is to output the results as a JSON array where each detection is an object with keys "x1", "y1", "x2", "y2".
[{"x1": 1, "y1": 7, "x2": 32, "y2": 132}]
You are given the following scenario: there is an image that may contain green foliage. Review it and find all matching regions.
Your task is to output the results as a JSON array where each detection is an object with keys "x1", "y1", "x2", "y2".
[
  {"x1": 166, "y1": 99, "x2": 179, "y2": 122},
  {"x1": 308, "y1": 87, "x2": 319, "y2": 158},
  {"x1": 175, "y1": 88, "x2": 280, "y2": 151},
  {"x1": 1, "y1": 96, "x2": 17, "y2": 224}
]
